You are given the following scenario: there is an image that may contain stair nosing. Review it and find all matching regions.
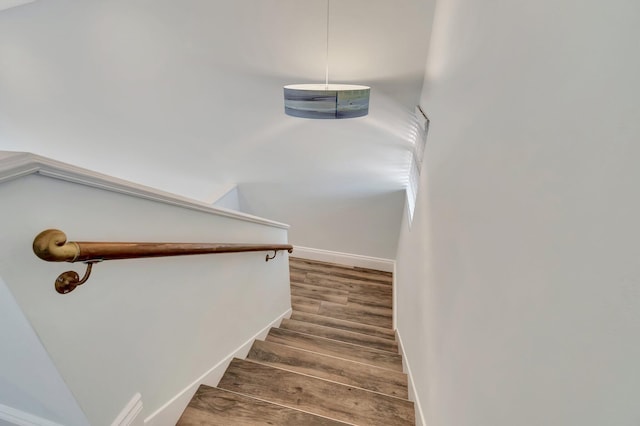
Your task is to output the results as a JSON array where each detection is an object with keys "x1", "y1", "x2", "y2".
[
  {"x1": 267, "y1": 328, "x2": 403, "y2": 372},
  {"x1": 290, "y1": 310, "x2": 397, "y2": 340},
  {"x1": 242, "y1": 356, "x2": 411, "y2": 402},
  {"x1": 274, "y1": 326, "x2": 401, "y2": 357},
  {"x1": 256, "y1": 338, "x2": 402, "y2": 374},
  {"x1": 219, "y1": 358, "x2": 415, "y2": 425},
  {"x1": 291, "y1": 296, "x2": 394, "y2": 329},
  {"x1": 281, "y1": 318, "x2": 399, "y2": 353},
  {"x1": 249, "y1": 339, "x2": 409, "y2": 399},
  {"x1": 207, "y1": 384, "x2": 358, "y2": 426}
]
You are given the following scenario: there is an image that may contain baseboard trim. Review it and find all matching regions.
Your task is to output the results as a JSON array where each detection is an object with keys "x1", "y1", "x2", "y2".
[
  {"x1": 396, "y1": 330, "x2": 427, "y2": 426},
  {"x1": 393, "y1": 263, "x2": 398, "y2": 330},
  {"x1": 143, "y1": 308, "x2": 292, "y2": 425},
  {"x1": 111, "y1": 393, "x2": 143, "y2": 426},
  {"x1": 0, "y1": 403, "x2": 65, "y2": 426},
  {"x1": 292, "y1": 246, "x2": 395, "y2": 272}
]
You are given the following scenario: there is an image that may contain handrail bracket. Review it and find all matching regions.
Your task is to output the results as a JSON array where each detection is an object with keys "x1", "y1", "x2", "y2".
[
  {"x1": 265, "y1": 247, "x2": 294, "y2": 262},
  {"x1": 55, "y1": 260, "x2": 101, "y2": 295}
]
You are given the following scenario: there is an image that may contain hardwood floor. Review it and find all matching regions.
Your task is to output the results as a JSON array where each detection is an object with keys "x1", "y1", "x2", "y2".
[
  {"x1": 266, "y1": 327, "x2": 404, "y2": 372},
  {"x1": 290, "y1": 311, "x2": 396, "y2": 340},
  {"x1": 247, "y1": 340, "x2": 409, "y2": 398},
  {"x1": 218, "y1": 359, "x2": 414, "y2": 426},
  {"x1": 178, "y1": 386, "x2": 349, "y2": 426},
  {"x1": 279, "y1": 318, "x2": 399, "y2": 352},
  {"x1": 177, "y1": 257, "x2": 414, "y2": 425}
]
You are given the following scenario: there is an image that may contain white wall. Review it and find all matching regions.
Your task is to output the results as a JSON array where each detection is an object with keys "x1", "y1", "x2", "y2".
[
  {"x1": 0, "y1": 0, "x2": 432, "y2": 261},
  {"x1": 0, "y1": 275, "x2": 89, "y2": 426},
  {"x1": 0, "y1": 172, "x2": 291, "y2": 425},
  {"x1": 396, "y1": 0, "x2": 640, "y2": 425},
  {"x1": 239, "y1": 183, "x2": 405, "y2": 259},
  {"x1": 213, "y1": 185, "x2": 241, "y2": 211}
]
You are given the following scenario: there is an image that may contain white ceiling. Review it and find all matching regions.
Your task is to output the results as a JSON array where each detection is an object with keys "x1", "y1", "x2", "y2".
[{"x1": 0, "y1": 0, "x2": 435, "y2": 256}]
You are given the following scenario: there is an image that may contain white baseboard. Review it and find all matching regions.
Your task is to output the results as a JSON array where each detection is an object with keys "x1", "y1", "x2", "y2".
[
  {"x1": 393, "y1": 263, "x2": 398, "y2": 330},
  {"x1": 143, "y1": 308, "x2": 292, "y2": 426},
  {"x1": 292, "y1": 246, "x2": 395, "y2": 273},
  {"x1": 111, "y1": 393, "x2": 143, "y2": 426},
  {"x1": 0, "y1": 404, "x2": 65, "y2": 426},
  {"x1": 396, "y1": 330, "x2": 427, "y2": 426}
]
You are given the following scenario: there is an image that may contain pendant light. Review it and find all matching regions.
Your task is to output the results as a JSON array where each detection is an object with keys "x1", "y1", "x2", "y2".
[{"x1": 284, "y1": 0, "x2": 370, "y2": 119}]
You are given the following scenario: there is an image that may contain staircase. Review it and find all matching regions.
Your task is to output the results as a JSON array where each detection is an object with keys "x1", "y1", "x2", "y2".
[{"x1": 177, "y1": 257, "x2": 414, "y2": 425}]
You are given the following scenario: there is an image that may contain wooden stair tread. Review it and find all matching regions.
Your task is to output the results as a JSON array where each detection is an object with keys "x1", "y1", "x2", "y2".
[
  {"x1": 280, "y1": 318, "x2": 398, "y2": 353},
  {"x1": 218, "y1": 359, "x2": 414, "y2": 426},
  {"x1": 266, "y1": 327, "x2": 403, "y2": 372},
  {"x1": 291, "y1": 295, "x2": 322, "y2": 314},
  {"x1": 318, "y1": 300, "x2": 393, "y2": 329},
  {"x1": 291, "y1": 267, "x2": 392, "y2": 287},
  {"x1": 176, "y1": 385, "x2": 349, "y2": 426},
  {"x1": 290, "y1": 311, "x2": 396, "y2": 340},
  {"x1": 296, "y1": 272, "x2": 394, "y2": 292},
  {"x1": 289, "y1": 258, "x2": 392, "y2": 286},
  {"x1": 247, "y1": 340, "x2": 409, "y2": 399},
  {"x1": 291, "y1": 282, "x2": 349, "y2": 304},
  {"x1": 291, "y1": 280, "x2": 392, "y2": 309},
  {"x1": 292, "y1": 295, "x2": 392, "y2": 328}
]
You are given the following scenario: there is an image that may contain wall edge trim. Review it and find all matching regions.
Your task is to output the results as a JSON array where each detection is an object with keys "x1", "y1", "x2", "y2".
[
  {"x1": 111, "y1": 393, "x2": 143, "y2": 426},
  {"x1": 0, "y1": 0, "x2": 36, "y2": 12},
  {"x1": 0, "y1": 151, "x2": 289, "y2": 230},
  {"x1": 0, "y1": 403, "x2": 66, "y2": 426},
  {"x1": 396, "y1": 329, "x2": 427, "y2": 426}
]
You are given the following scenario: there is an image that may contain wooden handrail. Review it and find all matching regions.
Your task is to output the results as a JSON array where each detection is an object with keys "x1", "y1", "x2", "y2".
[{"x1": 33, "y1": 229, "x2": 293, "y2": 294}]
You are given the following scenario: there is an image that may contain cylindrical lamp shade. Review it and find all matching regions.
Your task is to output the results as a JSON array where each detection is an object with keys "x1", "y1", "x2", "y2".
[{"x1": 284, "y1": 84, "x2": 370, "y2": 119}]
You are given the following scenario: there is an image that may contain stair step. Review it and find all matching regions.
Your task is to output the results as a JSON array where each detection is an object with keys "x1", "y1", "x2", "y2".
[
  {"x1": 291, "y1": 295, "x2": 322, "y2": 314},
  {"x1": 177, "y1": 385, "x2": 349, "y2": 425},
  {"x1": 290, "y1": 258, "x2": 392, "y2": 285},
  {"x1": 291, "y1": 280, "x2": 392, "y2": 309},
  {"x1": 280, "y1": 318, "x2": 398, "y2": 353},
  {"x1": 291, "y1": 282, "x2": 349, "y2": 304},
  {"x1": 291, "y1": 267, "x2": 392, "y2": 288},
  {"x1": 320, "y1": 300, "x2": 393, "y2": 329},
  {"x1": 301, "y1": 272, "x2": 394, "y2": 292},
  {"x1": 291, "y1": 311, "x2": 396, "y2": 340},
  {"x1": 347, "y1": 291, "x2": 392, "y2": 309},
  {"x1": 266, "y1": 327, "x2": 403, "y2": 372},
  {"x1": 291, "y1": 295, "x2": 393, "y2": 328},
  {"x1": 218, "y1": 359, "x2": 415, "y2": 426},
  {"x1": 247, "y1": 340, "x2": 409, "y2": 398}
]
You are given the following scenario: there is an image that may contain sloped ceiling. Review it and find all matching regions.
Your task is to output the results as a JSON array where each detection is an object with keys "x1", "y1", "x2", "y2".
[{"x1": 0, "y1": 0, "x2": 434, "y2": 257}]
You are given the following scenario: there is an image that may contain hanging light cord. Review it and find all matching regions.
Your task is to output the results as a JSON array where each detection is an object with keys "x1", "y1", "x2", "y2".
[{"x1": 325, "y1": 0, "x2": 330, "y2": 89}]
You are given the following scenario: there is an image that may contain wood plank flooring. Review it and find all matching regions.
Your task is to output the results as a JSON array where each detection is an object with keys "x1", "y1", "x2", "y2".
[
  {"x1": 177, "y1": 257, "x2": 414, "y2": 425},
  {"x1": 279, "y1": 318, "x2": 399, "y2": 352},
  {"x1": 247, "y1": 340, "x2": 409, "y2": 398},
  {"x1": 218, "y1": 359, "x2": 414, "y2": 426},
  {"x1": 290, "y1": 311, "x2": 396, "y2": 340},
  {"x1": 179, "y1": 386, "x2": 349, "y2": 426},
  {"x1": 266, "y1": 327, "x2": 403, "y2": 372}
]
